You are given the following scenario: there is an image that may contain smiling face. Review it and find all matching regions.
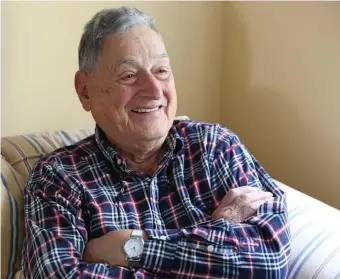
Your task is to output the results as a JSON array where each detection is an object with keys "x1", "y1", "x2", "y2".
[{"x1": 75, "y1": 25, "x2": 177, "y2": 147}]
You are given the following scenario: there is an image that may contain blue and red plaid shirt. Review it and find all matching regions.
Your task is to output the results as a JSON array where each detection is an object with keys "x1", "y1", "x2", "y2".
[{"x1": 22, "y1": 120, "x2": 290, "y2": 279}]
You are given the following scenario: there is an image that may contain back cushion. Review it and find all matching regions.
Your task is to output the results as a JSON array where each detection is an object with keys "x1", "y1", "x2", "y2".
[{"x1": 1, "y1": 129, "x2": 93, "y2": 178}]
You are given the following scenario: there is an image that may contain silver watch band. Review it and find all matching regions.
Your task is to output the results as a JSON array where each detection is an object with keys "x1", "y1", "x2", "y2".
[
  {"x1": 127, "y1": 230, "x2": 144, "y2": 268},
  {"x1": 131, "y1": 229, "x2": 143, "y2": 237}
]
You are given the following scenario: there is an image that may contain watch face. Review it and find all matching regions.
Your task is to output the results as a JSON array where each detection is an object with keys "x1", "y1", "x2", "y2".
[{"x1": 124, "y1": 238, "x2": 144, "y2": 258}]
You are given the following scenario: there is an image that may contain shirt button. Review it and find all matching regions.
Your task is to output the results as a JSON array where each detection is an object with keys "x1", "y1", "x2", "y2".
[
  {"x1": 207, "y1": 245, "x2": 214, "y2": 252},
  {"x1": 157, "y1": 219, "x2": 162, "y2": 225},
  {"x1": 116, "y1": 158, "x2": 122, "y2": 165},
  {"x1": 160, "y1": 236, "x2": 167, "y2": 240}
]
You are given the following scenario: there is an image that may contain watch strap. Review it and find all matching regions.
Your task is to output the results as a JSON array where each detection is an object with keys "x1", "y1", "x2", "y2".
[
  {"x1": 131, "y1": 229, "x2": 143, "y2": 238},
  {"x1": 125, "y1": 230, "x2": 144, "y2": 269},
  {"x1": 128, "y1": 259, "x2": 142, "y2": 268}
]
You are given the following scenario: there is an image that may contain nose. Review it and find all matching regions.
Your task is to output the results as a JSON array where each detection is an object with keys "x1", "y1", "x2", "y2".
[{"x1": 140, "y1": 72, "x2": 162, "y2": 99}]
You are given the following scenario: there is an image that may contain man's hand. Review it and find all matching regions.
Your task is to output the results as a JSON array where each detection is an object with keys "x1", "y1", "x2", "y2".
[
  {"x1": 83, "y1": 229, "x2": 131, "y2": 267},
  {"x1": 212, "y1": 186, "x2": 274, "y2": 223}
]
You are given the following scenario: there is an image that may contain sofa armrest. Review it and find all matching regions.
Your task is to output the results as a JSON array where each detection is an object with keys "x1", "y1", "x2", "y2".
[{"x1": 274, "y1": 180, "x2": 340, "y2": 279}]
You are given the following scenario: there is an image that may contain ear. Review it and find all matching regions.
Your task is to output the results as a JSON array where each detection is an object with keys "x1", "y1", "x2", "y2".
[{"x1": 74, "y1": 70, "x2": 91, "y2": 112}]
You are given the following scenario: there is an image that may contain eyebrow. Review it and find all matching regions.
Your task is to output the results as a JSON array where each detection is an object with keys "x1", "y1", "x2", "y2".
[{"x1": 116, "y1": 59, "x2": 138, "y2": 68}]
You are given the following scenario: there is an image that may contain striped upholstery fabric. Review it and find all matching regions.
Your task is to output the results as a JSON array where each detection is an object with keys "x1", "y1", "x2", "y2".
[
  {"x1": 1, "y1": 121, "x2": 340, "y2": 279},
  {"x1": 1, "y1": 129, "x2": 92, "y2": 180},
  {"x1": 276, "y1": 181, "x2": 340, "y2": 279},
  {"x1": 1, "y1": 157, "x2": 25, "y2": 279},
  {"x1": 1, "y1": 128, "x2": 93, "y2": 279}
]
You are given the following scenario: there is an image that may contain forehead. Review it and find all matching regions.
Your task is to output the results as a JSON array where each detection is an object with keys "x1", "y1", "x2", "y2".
[{"x1": 100, "y1": 25, "x2": 167, "y2": 63}]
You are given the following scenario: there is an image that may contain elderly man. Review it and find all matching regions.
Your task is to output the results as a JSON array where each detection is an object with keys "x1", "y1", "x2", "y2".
[{"x1": 22, "y1": 7, "x2": 290, "y2": 279}]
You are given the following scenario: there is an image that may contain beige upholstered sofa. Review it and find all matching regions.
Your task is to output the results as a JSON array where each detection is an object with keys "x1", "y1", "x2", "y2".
[{"x1": 2, "y1": 122, "x2": 340, "y2": 279}]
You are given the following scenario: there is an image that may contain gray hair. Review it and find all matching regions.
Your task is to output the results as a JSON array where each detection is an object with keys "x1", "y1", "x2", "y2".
[{"x1": 78, "y1": 7, "x2": 158, "y2": 72}]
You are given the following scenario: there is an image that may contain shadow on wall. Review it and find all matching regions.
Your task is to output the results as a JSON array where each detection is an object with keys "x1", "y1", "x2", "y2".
[{"x1": 223, "y1": 3, "x2": 339, "y2": 209}]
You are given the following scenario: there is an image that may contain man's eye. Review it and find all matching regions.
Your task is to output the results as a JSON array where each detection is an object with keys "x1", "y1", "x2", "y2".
[
  {"x1": 158, "y1": 69, "x2": 167, "y2": 73},
  {"x1": 121, "y1": 73, "x2": 136, "y2": 81}
]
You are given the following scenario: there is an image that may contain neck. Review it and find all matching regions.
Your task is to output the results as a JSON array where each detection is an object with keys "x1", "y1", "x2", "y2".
[{"x1": 109, "y1": 137, "x2": 165, "y2": 175}]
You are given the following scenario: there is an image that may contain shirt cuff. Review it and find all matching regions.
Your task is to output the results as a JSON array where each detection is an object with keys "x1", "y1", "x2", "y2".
[
  {"x1": 144, "y1": 228, "x2": 181, "y2": 241},
  {"x1": 140, "y1": 239, "x2": 178, "y2": 275}
]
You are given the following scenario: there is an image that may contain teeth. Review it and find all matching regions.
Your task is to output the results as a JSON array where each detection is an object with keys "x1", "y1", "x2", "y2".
[{"x1": 133, "y1": 107, "x2": 159, "y2": 113}]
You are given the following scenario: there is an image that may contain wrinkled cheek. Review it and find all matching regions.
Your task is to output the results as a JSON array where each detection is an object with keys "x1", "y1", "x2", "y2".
[
  {"x1": 94, "y1": 100, "x2": 126, "y2": 125},
  {"x1": 100, "y1": 83, "x2": 115, "y2": 95},
  {"x1": 91, "y1": 99, "x2": 109, "y2": 117}
]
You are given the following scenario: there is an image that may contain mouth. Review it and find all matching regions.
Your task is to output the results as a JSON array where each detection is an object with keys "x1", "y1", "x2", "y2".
[{"x1": 131, "y1": 105, "x2": 164, "y2": 113}]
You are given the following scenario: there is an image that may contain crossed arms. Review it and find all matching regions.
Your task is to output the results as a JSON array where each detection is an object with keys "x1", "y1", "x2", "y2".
[{"x1": 22, "y1": 131, "x2": 290, "y2": 279}]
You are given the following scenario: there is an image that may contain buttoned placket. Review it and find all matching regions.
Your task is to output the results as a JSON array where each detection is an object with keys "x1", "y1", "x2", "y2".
[{"x1": 148, "y1": 177, "x2": 165, "y2": 229}]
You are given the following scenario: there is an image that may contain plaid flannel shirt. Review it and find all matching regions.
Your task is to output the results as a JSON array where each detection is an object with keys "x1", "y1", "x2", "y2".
[{"x1": 22, "y1": 120, "x2": 290, "y2": 279}]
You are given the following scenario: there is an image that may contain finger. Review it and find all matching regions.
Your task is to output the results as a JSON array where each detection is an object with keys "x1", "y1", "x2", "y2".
[
  {"x1": 244, "y1": 191, "x2": 273, "y2": 203},
  {"x1": 224, "y1": 186, "x2": 260, "y2": 203},
  {"x1": 219, "y1": 188, "x2": 250, "y2": 207},
  {"x1": 220, "y1": 186, "x2": 265, "y2": 207}
]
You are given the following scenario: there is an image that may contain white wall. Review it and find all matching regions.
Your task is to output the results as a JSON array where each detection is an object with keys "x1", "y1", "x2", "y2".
[{"x1": 223, "y1": 2, "x2": 340, "y2": 208}]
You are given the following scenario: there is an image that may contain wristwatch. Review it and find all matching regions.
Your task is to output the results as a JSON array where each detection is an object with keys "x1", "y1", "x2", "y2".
[{"x1": 122, "y1": 230, "x2": 144, "y2": 268}]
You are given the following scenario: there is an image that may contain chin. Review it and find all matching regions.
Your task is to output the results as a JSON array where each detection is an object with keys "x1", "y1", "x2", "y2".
[{"x1": 135, "y1": 120, "x2": 171, "y2": 140}]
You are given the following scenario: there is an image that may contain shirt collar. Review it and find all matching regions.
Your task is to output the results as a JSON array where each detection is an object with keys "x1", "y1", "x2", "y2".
[{"x1": 94, "y1": 122, "x2": 184, "y2": 172}]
